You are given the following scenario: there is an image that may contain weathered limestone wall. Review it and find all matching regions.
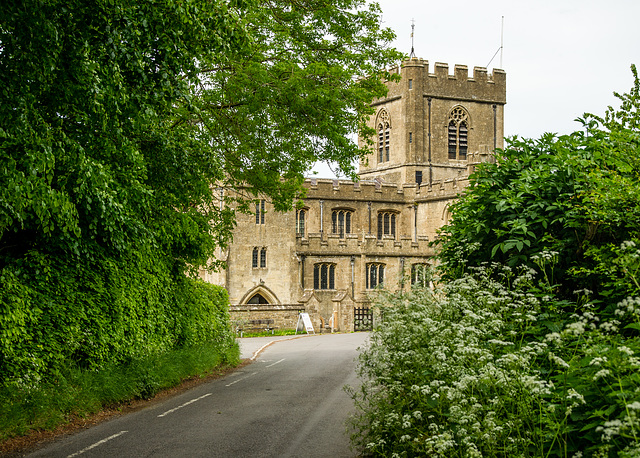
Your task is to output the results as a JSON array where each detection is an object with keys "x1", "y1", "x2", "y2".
[{"x1": 202, "y1": 57, "x2": 506, "y2": 333}]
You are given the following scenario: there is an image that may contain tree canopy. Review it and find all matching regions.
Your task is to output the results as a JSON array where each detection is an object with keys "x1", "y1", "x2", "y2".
[
  {"x1": 1, "y1": 0, "x2": 401, "y2": 271},
  {"x1": 0, "y1": 0, "x2": 402, "y2": 387}
]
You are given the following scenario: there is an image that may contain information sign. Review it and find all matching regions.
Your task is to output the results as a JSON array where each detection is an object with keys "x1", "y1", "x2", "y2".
[{"x1": 296, "y1": 313, "x2": 315, "y2": 335}]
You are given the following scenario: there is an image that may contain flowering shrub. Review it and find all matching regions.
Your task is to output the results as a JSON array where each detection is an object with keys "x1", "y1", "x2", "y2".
[{"x1": 350, "y1": 259, "x2": 640, "y2": 457}]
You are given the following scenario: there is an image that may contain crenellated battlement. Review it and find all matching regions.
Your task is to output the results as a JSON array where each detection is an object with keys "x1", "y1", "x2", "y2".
[
  {"x1": 384, "y1": 58, "x2": 506, "y2": 105},
  {"x1": 305, "y1": 176, "x2": 469, "y2": 202}
]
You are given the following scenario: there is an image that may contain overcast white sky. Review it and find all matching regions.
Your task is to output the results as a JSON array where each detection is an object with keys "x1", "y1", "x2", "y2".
[{"x1": 311, "y1": 0, "x2": 640, "y2": 178}]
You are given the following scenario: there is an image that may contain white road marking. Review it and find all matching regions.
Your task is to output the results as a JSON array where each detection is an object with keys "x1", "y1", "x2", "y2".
[
  {"x1": 66, "y1": 431, "x2": 128, "y2": 457},
  {"x1": 265, "y1": 358, "x2": 285, "y2": 368},
  {"x1": 250, "y1": 342, "x2": 275, "y2": 360},
  {"x1": 225, "y1": 371, "x2": 258, "y2": 387},
  {"x1": 157, "y1": 393, "x2": 212, "y2": 418}
]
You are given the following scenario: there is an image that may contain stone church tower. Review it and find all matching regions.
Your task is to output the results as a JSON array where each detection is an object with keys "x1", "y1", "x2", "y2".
[
  {"x1": 202, "y1": 58, "x2": 506, "y2": 333},
  {"x1": 360, "y1": 58, "x2": 506, "y2": 184}
]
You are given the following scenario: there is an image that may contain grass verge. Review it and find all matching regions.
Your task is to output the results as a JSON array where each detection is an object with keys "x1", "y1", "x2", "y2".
[
  {"x1": 236, "y1": 328, "x2": 299, "y2": 338},
  {"x1": 0, "y1": 340, "x2": 240, "y2": 443}
]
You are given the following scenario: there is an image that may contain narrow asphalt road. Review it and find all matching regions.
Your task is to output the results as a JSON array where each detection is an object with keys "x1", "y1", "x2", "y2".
[{"x1": 27, "y1": 332, "x2": 370, "y2": 457}]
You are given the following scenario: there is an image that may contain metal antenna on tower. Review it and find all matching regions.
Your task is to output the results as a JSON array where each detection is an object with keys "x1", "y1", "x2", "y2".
[
  {"x1": 486, "y1": 16, "x2": 505, "y2": 69},
  {"x1": 500, "y1": 15, "x2": 504, "y2": 68},
  {"x1": 409, "y1": 19, "x2": 416, "y2": 59}
]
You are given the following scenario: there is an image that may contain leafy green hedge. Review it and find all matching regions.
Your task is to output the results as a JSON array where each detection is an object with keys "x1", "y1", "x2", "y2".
[{"x1": 0, "y1": 245, "x2": 233, "y2": 390}]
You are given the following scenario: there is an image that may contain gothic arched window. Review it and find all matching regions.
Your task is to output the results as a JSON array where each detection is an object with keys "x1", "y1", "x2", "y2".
[
  {"x1": 377, "y1": 108, "x2": 391, "y2": 163},
  {"x1": 411, "y1": 263, "x2": 430, "y2": 288},
  {"x1": 296, "y1": 209, "x2": 306, "y2": 236},
  {"x1": 448, "y1": 106, "x2": 469, "y2": 160},
  {"x1": 377, "y1": 211, "x2": 397, "y2": 240},
  {"x1": 252, "y1": 247, "x2": 267, "y2": 268},
  {"x1": 248, "y1": 293, "x2": 269, "y2": 304}
]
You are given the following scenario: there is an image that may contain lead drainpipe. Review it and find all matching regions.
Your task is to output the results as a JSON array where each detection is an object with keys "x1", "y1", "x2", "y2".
[
  {"x1": 493, "y1": 104, "x2": 497, "y2": 152},
  {"x1": 350, "y1": 256, "x2": 355, "y2": 299},
  {"x1": 319, "y1": 200, "x2": 324, "y2": 240},
  {"x1": 428, "y1": 97, "x2": 433, "y2": 184}
]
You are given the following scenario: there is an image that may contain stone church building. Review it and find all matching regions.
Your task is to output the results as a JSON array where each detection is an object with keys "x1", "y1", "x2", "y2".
[{"x1": 200, "y1": 58, "x2": 506, "y2": 332}]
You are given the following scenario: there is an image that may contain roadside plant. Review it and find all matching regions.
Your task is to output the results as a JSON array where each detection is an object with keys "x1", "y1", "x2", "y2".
[
  {"x1": 350, "y1": 266, "x2": 546, "y2": 456},
  {"x1": 435, "y1": 66, "x2": 640, "y2": 306},
  {"x1": 349, "y1": 262, "x2": 640, "y2": 457}
]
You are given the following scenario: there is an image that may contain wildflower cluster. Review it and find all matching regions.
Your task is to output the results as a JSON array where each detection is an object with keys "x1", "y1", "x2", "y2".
[{"x1": 349, "y1": 260, "x2": 640, "y2": 457}]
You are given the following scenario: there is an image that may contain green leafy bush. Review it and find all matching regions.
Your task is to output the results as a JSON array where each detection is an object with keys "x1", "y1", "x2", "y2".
[
  {"x1": 350, "y1": 264, "x2": 640, "y2": 457},
  {"x1": 436, "y1": 66, "x2": 640, "y2": 304},
  {"x1": 0, "y1": 244, "x2": 234, "y2": 390}
]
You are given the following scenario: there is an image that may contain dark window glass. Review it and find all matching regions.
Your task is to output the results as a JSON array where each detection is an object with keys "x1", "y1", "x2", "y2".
[
  {"x1": 256, "y1": 200, "x2": 266, "y2": 224},
  {"x1": 459, "y1": 122, "x2": 468, "y2": 159},
  {"x1": 411, "y1": 264, "x2": 429, "y2": 287},
  {"x1": 296, "y1": 209, "x2": 306, "y2": 235},
  {"x1": 314, "y1": 264, "x2": 320, "y2": 290},
  {"x1": 248, "y1": 293, "x2": 269, "y2": 304},
  {"x1": 314, "y1": 263, "x2": 335, "y2": 290},
  {"x1": 377, "y1": 212, "x2": 397, "y2": 239},
  {"x1": 329, "y1": 265, "x2": 335, "y2": 289},
  {"x1": 260, "y1": 248, "x2": 266, "y2": 268},
  {"x1": 448, "y1": 122, "x2": 457, "y2": 159},
  {"x1": 332, "y1": 210, "x2": 352, "y2": 238},
  {"x1": 366, "y1": 263, "x2": 385, "y2": 289}
]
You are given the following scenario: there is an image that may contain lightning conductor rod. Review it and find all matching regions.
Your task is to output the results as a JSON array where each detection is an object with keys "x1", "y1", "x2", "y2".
[
  {"x1": 486, "y1": 15, "x2": 504, "y2": 69},
  {"x1": 500, "y1": 15, "x2": 504, "y2": 68},
  {"x1": 409, "y1": 19, "x2": 416, "y2": 59}
]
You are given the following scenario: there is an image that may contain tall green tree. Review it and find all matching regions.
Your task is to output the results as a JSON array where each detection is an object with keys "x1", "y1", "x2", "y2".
[
  {"x1": 0, "y1": 0, "x2": 401, "y2": 386},
  {"x1": 435, "y1": 65, "x2": 640, "y2": 302},
  {"x1": 182, "y1": 0, "x2": 401, "y2": 213}
]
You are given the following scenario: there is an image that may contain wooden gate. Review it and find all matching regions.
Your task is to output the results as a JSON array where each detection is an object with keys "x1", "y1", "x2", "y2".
[{"x1": 354, "y1": 307, "x2": 373, "y2": 331}]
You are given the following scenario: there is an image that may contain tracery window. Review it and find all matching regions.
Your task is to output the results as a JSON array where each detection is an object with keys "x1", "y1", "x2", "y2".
[
  {"x1": 313, "y1": 263, "x2": 336, "y2": 290},
  {"x1": 331, "y1": 209, "x2": 352, "y2": 238},
  {"x1": 366, "y1": 263, "x2": 385, "y2": 289},
  {"x1": 255, "y1": 199, "x2": 266, "y2": 224},
  {"x1": 448, "y1": 106, "x2": 469, "y2": 160},
  {"x1": 377, "y1": 108, "x2": 390, "y2": 163},
  {"x1": 296, "y1": 209, "x2": 306, "y2": 236},
  {"x1": 377, "y1": 211, "x2": 397, "y2": 240}
]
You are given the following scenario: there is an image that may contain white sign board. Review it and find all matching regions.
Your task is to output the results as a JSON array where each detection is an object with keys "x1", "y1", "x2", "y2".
[{"x1": 296, "y1": 313, "x2": 315, "y2": 335}]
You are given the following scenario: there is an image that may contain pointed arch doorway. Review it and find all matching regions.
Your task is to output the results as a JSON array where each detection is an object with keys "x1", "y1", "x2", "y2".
[{"x1": 240, "y1": 285, "x2": 279, "y2": 305}]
